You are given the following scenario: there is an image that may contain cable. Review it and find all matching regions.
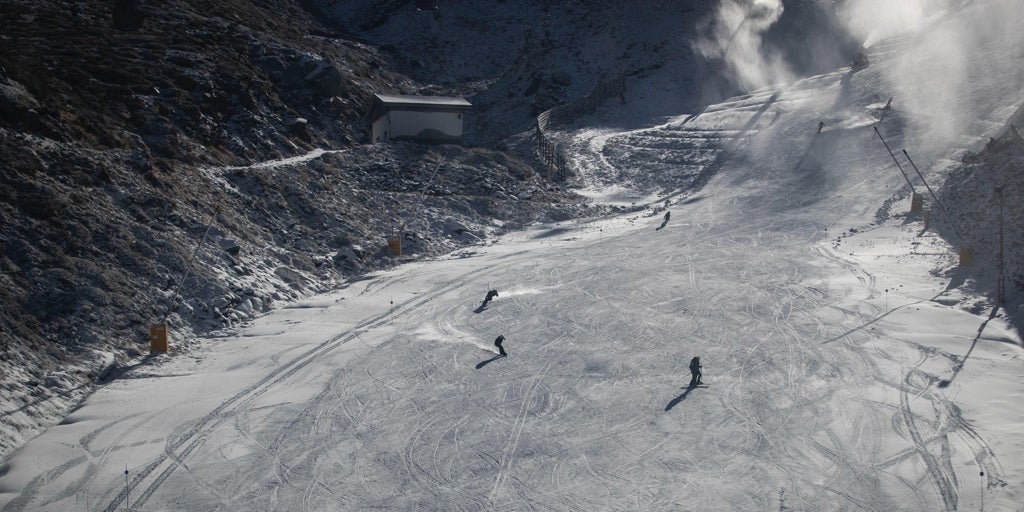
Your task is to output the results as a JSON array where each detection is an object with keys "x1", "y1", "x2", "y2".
[
  {"x1": 873, "y1": 126, "x2": 915, "y2": 190},
  {"x1": 165, "y1": 204, "x2": 221, "y2": 322}
]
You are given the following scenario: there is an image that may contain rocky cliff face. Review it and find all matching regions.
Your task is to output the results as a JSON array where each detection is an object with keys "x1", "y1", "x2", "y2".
[{"x1": 0, "y1": 0, "x2": 592, "y2": 457}]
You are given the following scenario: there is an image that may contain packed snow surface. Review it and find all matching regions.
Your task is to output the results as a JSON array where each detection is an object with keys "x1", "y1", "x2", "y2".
[{"x1": 3, "y1": 2, "x2": 1024, "y2": 510}]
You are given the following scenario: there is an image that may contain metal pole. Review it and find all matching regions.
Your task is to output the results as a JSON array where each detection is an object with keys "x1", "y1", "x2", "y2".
[
  {"x1": 124, "y1": 466, "x2": 130, "y2": 512},
  {"x1": 902, "y1": 149, "x2": 963, "y2": 242},
  {"x1": 997, "y1": 185, "x2": 1005, "y2": 303},
  {"x1": 873, "y1": 127, "x2": 915, "y2": 190},
  {"x1": 980, "y1": 470, "x2": 986, "y2": 510}
]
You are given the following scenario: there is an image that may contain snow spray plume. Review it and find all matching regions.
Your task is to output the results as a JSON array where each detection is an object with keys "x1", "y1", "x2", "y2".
[
  {"x1": 695, "y1": 0, "x2": 792, "y2": 92},
  {"x1": 836, "y1": 0, "x2": 933, "y2": 49},
  {"x1": 836, "y1": 0, "x2": 1024, "y2": 156}
]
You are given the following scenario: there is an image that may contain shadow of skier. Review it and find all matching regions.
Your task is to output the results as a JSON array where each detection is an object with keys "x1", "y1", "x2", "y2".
[
  {"x1": 475, "y1": 354, "x2": 505, "y2": 369},
  {"x1": 665, "y1": 383, "x2": 700, "y2": 411}
]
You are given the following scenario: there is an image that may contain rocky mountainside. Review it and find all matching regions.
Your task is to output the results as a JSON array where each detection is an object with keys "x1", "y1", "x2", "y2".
[{"x1": 0, "y1": 0, "x2": 600, "y2": 457}]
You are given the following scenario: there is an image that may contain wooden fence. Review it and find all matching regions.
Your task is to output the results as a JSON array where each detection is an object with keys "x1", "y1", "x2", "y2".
[{"x1": 536, "y1": 74, "x2": 626, "y2": 181}]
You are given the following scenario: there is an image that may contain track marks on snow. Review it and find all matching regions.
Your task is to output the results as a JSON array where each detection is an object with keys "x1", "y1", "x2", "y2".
[
  {"x1": 487, "y1": 358, "x2": 554, "y2": 505},
  {"x1": 99, "y1": 269, "x2": 489, "y2": 512}
]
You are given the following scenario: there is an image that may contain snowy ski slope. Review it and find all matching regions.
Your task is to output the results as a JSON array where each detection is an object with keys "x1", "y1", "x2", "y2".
[{"x1": 2, "y1": 2, "x2": 1024, "y2": 510}]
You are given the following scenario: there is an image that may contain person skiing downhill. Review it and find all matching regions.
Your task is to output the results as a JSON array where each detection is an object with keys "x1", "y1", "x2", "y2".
[
  {"x1": 657, "y1": 211, "x2": 671, "y2": 230},
  {"x1": 494, "y1": 335, "x2": 507, "y2": 356},
  {"x1": 688, "y1": 356, "x2": 702, "y2": 387},
  {"x1": 482, "y1": 289, "x2": 498, "y2": 307}
]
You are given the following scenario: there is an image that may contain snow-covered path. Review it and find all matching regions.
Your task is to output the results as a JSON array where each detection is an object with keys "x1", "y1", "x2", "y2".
[{"x1": 4, "y1": 4, "x2": 1024, "y2": 509}]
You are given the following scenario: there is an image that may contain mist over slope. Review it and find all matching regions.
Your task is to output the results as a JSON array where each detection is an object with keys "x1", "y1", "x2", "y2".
[{"x1": 835, "y1": 0, "x2": 1024, "y2": 304}]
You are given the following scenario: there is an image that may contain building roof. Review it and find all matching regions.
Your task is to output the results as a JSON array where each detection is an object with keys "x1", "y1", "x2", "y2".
[
  {"x1": 367, "y1": 94, "x2": 473, "y2": 122},
  {"x1": 373, "y1": 94, "x2": 472, "y2": 109}
]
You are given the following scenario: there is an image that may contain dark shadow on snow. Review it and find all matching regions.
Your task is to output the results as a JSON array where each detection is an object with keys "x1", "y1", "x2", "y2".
[
  {"x1": 735, "y1": 91, "x2": 779, "y2": 140},
  {"x1": 98, "y1": 355, "x2": 159, "y2": 383},
  {"x1": 1004, "y1": 298, "x2": 1024, "y2": 348},
  {"x1": 794, "y1": 129, "x2": 822, "y2": 170},
  {"x1": 473, "y1": 304, "x2": 488, "y2": 314},
  {"x1": 665, "y1": 383, "x2": 703, "y2": 411},
  {"x1": 475, "y1": 354, "x2": 504, "y2": 369},
  {"x1": 533, "y1": 227, "x2": 574, "y2": 239},
  {"x1": 821, "y1": 290, "x2": 948, "y2": 345},
  {"x1": 938, "y1": 305, "x2": 1001, "y2": 388}
]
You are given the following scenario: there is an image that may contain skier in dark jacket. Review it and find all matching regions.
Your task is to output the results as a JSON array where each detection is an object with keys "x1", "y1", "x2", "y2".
[
  {"x1": 482, "y1": 289, "x2": 499, "y2": 307},
  {"x1": 494, "y1": 335, "x2": 507, "y2": 356},
  {"x1": 657, "y1": 211, "x2": 671, "y2": 230},
  {"x1": 688, "y1": 356, "x2": 702, "y2": 387}
]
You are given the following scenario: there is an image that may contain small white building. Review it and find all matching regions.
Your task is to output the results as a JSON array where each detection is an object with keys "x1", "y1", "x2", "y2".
[{"x1": 367, "y1": 94, "x2": 473, "y2": 144}]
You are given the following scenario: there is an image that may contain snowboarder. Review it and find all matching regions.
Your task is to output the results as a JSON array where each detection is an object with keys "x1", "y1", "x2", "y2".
[
  {"x1": 663, "y1": 211, "x2": 671, "y2": 222},
  {"x1": 494, "y1": 335, "x2": 507, "y2": 356},
  {"x1": 482, "y1": 289, "x2": 499, "y2": 307},
  {"x1": 688, "y1": 356, "x2": 702, "y2": 387}
]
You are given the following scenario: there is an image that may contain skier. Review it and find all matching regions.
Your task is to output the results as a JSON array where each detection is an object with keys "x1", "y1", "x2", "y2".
[
  {"x1": 657, "y1": 211, "x2": 671, "y2": 230},
  {"x1": 482, "y1": 289, "x2": 498, "y2": 307},
  {"x1": 494, "y1": 335, "x2": 507, "y2": 356},
  {"x1": 688, "y1": 356, "x2": 702, "y2": 387}
]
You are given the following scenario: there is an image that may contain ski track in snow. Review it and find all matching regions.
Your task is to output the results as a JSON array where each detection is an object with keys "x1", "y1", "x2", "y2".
[{"x1": 95, "y1": 268, "x2": 491, "y2": 512}]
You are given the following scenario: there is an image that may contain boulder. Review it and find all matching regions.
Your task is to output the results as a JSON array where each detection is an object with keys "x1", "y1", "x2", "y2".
[
  {"x1": 219, "y1": 238, "x2": 241, "y2": 256},
  {"x1": 0, "y1": 78, "x2": 41, "y2": 128}
]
